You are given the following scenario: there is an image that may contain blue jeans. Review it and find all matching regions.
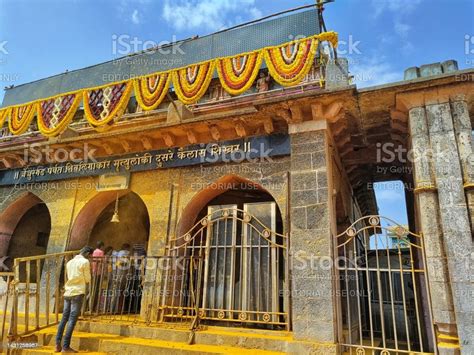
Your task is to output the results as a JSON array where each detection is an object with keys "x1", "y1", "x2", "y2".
[{"x1": 55, "y1": 294, "x2": 84, "y2": 349}]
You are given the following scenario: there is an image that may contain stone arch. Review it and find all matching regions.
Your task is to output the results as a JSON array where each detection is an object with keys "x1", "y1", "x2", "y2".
[
  {"x1": 0, "y1": 192, "x2": 51, "y2": 273},
  {"x1": 177, "y1": 174, "x2": 282, "y2": 237},
  {"x1": 69, "y1": 190, "x2": 150, "y2": 251}
]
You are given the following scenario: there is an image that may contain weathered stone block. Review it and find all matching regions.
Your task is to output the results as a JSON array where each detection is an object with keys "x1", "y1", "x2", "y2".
[
  {"x1": 291, "y1": 190, "x2": 318, "y2": 207},
  {"x1": 404, "y1": 66, "x2": 420, "y2": 80},
  {"x1": 291, "y1": 153, "x2": 313, "y2": 171},
  {"x1": 292, "y1": 171, "x2": 317, "y2": 191},
  {"x1": 311, "y1": 151, "x2": 327, "y2": 170},
  {"x1": 291, "y1": 130, "x2": 325, "y2": 146},
  {"x1": 420, "y1": 62, "x2": 443, "y2": 77}
]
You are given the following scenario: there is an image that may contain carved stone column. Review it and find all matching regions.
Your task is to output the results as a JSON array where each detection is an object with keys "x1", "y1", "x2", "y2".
[
  {"x1": 425, "y1": 102, "x2": 473, "y2": 354},
  {"x1": 451, "y1": 97, "x2": 474, "y2": 230},
  {"x1": 408, "y1": 106, "x2": 459, "y2": 354}
]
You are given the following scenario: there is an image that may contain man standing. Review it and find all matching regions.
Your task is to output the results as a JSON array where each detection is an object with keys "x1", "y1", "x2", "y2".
[{"x1": 55, "y1": 246, "x2": 92, "y2": 353}]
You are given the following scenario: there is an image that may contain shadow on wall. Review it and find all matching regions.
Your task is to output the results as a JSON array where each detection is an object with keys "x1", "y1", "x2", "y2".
[
  {"x1": 88, "y1": 192, "x2": 150, "y2": 251},
  {"x1": 6, "y1": 203, "x2": 51, "y2": 279}
]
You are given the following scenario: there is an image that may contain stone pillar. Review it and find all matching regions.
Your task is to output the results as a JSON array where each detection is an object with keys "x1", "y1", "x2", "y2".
[
  {"x1": 451, "y1": 98, "x2": 474, "y2": 230},
  {"x1": 425, "y1": 102, "x2": 474, "y2": 354},
  {"x1": 289, "y1": 120, "x2": 337, "y2": 352},
  {"x1": 408, "y1": 107, "x2": 458, "y2": 353}
]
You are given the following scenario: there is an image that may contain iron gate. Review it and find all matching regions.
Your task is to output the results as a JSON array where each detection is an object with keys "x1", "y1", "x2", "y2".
[
  {"x1": 336, "y1": 215, "x2": 436, "y2": 354},
  {"x1": 164, "y1": 202, "x2": 290, "y2": 329}
]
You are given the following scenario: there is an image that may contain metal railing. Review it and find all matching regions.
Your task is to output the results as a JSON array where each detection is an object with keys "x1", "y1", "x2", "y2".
[
  {"x1": 7, "y1": 251, "x2": 78, "y2": 341},
  {"x1": 4, "y1": 252, "x2": 204, "y2": 340},
  {"x1": 336, "y1": 216, "x2": 436, "y2": 354},
  {"x1": 83, "y1": 255, "x2": 203, "y2": 328},
  {"x1": 0, "y1": 272, "x2": 14, "y2": 344}
]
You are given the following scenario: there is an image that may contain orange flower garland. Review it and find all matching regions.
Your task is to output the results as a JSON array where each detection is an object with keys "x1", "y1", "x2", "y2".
[
  {"x1": 172, "y1": 61, "x2": 215, "y2": 105},
  {"x1": 133, "y1": 72, "x2": 171, "y2": 111},
  {"x1": 83, "y1": 82, "x2": 132, "y2": 130},
  {"x1": 37, "y1": 93, "x2": 81, "y2": 137},
  {"x1": 9, "y1": 103, "x2": 36, "y2": 135},
  {"x1": 216, "y1": 52, "x2": 263, "y2": 96},
  {"x1": 0, "y1": 32, "x2": 338, "y2": 136},
  {"x1": 264, "y1": 37, "x2": 318, "y2": 86}
]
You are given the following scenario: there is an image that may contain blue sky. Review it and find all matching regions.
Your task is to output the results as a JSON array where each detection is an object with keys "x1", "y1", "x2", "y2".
[{"x1": 0, "y1": 0, "x2": 472, "y2": 224}]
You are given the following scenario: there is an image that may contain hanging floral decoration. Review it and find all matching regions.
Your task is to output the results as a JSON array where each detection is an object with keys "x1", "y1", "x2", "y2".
[
  {"x1": 264, "y1": 36, "x2": 318, "y2": 87},
  {"x1": 318, "y1": 31, "x2": 339, "y2": 49},
  {"x1": 0, "y1": 108, "x2": 10, "y2": 129},
  {"x1": 9, "y1": 103, "x2": 37, "y2": 135},
  {"x1": 172, "y1": 61, "x2": 215, "y2": 105},
  {"x1": 2, "y1": 31, "x2": 338, "y2": 136},
  {"x1": 216, "y1": 51, "x2": 263, "y2": 96},
  {"x1": 134, "y1": 72, "x2": 171, "y2": 111},
  {"x1": 36, "y1": 93, "x2": 81, "y2": 137},
  {"x1": 83, "y1": 82, "x2": 132, "y2": 129}
]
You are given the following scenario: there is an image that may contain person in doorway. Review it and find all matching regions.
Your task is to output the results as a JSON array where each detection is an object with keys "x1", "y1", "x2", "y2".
[
  {"x1": 91, "y1": 241, "x2": 105, "y2": 312},
  {"x1": 55, "y1": 246, "x2": 92, "y2": 353}
]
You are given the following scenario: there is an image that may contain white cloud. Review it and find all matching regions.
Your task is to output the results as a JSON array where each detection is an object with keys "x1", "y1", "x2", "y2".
[
  {"x1": 394, "y1": 21, "x2": 410, "y2": 38},
  {"x1": 117, "y1": 0, "x2": 150, "y2": 24},
  {"x1": 350, "y1": 56, "x2": 401, "y2": 87},
  {"x1": 162, "y1": 0, "x2": 262, "y2": 31},
  {"x1": 131, "y1": 9, "x2": 140, "y2": 24},
  {"x1": 371, "y1": 0, "x2": 423, "y2": 18},
  {"x1": 371, "y1": 0, "x2": 422, "y2": 55}
]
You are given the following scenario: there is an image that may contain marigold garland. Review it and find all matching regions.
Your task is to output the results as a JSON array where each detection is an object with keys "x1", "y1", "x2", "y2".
[
  {"x1": 133, "y1": 72, "x2": 171, "y2": 111},
  {"x1": 1, "y1": 31, "x2": 338, "y2": 136},
  {"x1": 0, "y1": 108, "x2": 10, "y2": 129},
  {"x1": 83, "y1": 82, "x2": 132, "y2": 129},
  {"x1": 9, "y1": 103, "x2": 37, "y2": 135},
  {"x1": 264, "y1": 37, "x2": 318, "y2": 87},
  {"x1": 36, "y1": 93, "x2": 81, "y2": 137},
  {"x1": 216, "y1": 51, "x2": 263, "y2": 96},
  {"x1": 172, "y1": 61, "x2": 215, "y2": 105}
]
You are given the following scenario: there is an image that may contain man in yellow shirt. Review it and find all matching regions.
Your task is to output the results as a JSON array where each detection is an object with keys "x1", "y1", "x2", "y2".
[{"x1": 55, "y1": 246, "x2": 92, "y2": 353}]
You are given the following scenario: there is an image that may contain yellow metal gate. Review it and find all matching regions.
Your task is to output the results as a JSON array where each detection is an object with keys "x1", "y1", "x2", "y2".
[
  {"x1": 336, "y1": 215, "x2": 436, "y2": 354},
  {"x1": 163, "y1": 203, "x2": 290, "y2": 329}
]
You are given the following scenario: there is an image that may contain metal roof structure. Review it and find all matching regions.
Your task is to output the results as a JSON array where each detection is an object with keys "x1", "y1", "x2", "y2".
[{"x1": 2, "y1": 8, "x2": 319, "y2": 107}]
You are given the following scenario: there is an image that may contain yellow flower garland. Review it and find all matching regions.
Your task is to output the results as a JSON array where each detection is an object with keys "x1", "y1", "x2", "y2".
[
  {"x1": 172, "y1": 61, "x2": 216, "y2": 105},
  {"x1": 133, "y1": 72, "x2": 171, "y2": 111},
  {"x1": 216, "y1": 51, "x2": 263, "y2": 96},
  {"x1": 36, "y1": 94, "x2": 82, "y2": 137},
  {"x1": 0, "y1": 108, "x2": 10, "y2": 129},
  {"x1": 1, "y1": 31, "x2": 338, "y2": 136},
  {"x1": 9, "y1": 103, "x2": 37, "y2": 136},
  {"x1": 83, "y1": 82, "x2": 132, "y2": 129},
  {"x1": 264, "y1": 37, "x2": 318, "y2": 87}
]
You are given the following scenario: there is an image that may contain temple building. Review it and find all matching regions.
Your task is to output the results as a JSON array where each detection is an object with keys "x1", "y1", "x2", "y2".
[{"x1": 0, "y1": 7, "x2": 473, "y2": 355}]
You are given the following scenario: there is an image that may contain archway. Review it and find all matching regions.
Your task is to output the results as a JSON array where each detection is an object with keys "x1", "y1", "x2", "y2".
[
  {"x1": 177, "y1": 175, "x2": 282, "y2": 236},
  {"x1": 69, "y1": 191, "x2": 150, "y2": 316},
  {"x1": 164, "y1": 175, "x2": 289, "y2": 330},
  {"x1": 69, "y1": 191, "x2": 150, "y2": 251},
  {"x1": 0, "y1": 193, "x2": 51, "y2": 276}
]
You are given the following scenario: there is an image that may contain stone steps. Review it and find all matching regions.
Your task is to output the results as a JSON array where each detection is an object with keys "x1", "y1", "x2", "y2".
[
  {"x1": 74, "y1": 320, "x2": 292, "y2": 352},
  {"x1": 33, "y1": 328, "x2": 286, "y2": 354},
  {"x1": 8, "y1": 318, "x2": 335, "y2": 354}
]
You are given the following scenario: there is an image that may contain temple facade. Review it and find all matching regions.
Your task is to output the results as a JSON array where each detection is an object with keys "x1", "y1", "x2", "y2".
[{"x1": 0, "y1": 9, "x2": 472, "y2": 355}]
